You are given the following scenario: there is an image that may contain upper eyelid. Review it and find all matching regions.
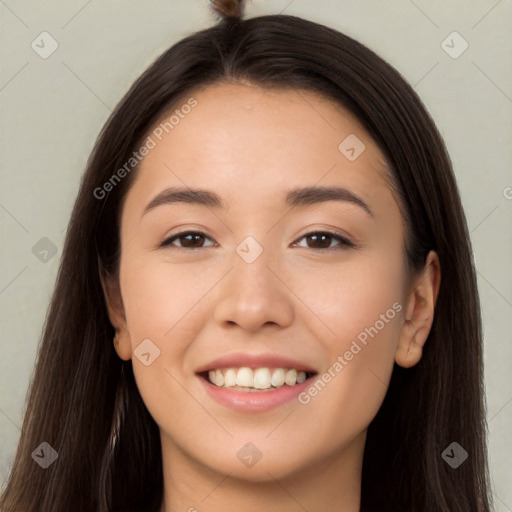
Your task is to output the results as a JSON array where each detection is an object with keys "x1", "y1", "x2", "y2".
[{"x1": 294, "y1": 231, "x2": 354, "y2": 247}]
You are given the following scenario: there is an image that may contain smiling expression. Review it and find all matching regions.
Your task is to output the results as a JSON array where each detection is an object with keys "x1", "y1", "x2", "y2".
[{"x1": 106, "y1": 81, "x2": 416, "y2": 483}]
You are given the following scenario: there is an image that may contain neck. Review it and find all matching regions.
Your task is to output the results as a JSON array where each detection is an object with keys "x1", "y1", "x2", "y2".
[{"x1": 159, "y1": 432, "x2": 365, "y2": 512}]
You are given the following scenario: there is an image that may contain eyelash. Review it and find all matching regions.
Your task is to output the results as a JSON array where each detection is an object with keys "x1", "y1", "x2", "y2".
[{"x1": 159, "y1": 230, "x2": 356, "y2": 251}]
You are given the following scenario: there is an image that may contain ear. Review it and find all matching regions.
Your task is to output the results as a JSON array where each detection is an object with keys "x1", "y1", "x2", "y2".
[
  {"x1": 395, "y1": 250, "x2": 441, "y2": 368},
  {"x1": 99, "y1": 266, "x2": 132, "y2": 361}
]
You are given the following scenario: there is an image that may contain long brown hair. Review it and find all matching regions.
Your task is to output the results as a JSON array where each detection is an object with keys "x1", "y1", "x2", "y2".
[{"x1": 0, "y1": 5, "x2": 492, "y2": 512}]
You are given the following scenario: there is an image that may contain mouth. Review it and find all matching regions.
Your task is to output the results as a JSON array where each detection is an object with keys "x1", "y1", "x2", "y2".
[
  {"x1": 195, "y1": 354, "x2": 318, "y2": 412},
  {"x1": 199, "y1": 367, "x2": 317, "y2": 392}
]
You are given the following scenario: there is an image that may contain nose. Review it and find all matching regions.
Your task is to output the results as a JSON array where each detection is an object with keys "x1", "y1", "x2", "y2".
[{"x1": 213, "y1": 245, "x2": 295, "y2": 333}]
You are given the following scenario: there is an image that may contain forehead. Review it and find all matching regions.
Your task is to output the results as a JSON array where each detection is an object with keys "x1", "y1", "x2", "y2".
[{"x1": 125, "y1": 81, "x2": 395, "y2": 215}]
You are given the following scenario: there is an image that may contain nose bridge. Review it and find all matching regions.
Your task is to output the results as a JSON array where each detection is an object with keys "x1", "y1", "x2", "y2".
[
  {"x1": 213, "y1": 233, "x2": 294, "y2": 331},
  {"x1": 236, "y1": 226, "x2": 295, "y2": 282},
  {"x1": 232, "y1": 233, "x2": 279, "y2": 297}
]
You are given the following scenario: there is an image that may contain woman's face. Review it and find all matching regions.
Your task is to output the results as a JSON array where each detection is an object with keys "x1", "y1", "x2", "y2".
[{"x1": 109, "y1": 82, "x2": 417, "y2": 484}]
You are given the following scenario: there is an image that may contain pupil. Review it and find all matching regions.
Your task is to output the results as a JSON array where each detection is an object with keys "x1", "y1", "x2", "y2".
[
  {"x1": 184, "y1": 234, "x2": 203, "y2": 247},
  {"x1": 310, "y1": 233, "x2": 330, "y2": 248}
]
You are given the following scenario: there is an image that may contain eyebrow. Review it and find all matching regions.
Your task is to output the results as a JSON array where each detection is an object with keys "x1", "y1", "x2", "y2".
[{"x1": 142, "y1": 185, "x2": 374, "y2": 217}]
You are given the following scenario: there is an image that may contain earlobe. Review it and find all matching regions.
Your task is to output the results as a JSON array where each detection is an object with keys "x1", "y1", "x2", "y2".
[
  {"x1": 99, "y1": 266, "x2": 132, "y2": 361},
  {"x1": 395, "y1": 322, "x2": 423, "y2": 368},
  {"x1": 395, "y1": 250, "x2": 441, "y2": 368},
  {"x1": 113, "y1": 329, "x2": 132, "y2": 361}
]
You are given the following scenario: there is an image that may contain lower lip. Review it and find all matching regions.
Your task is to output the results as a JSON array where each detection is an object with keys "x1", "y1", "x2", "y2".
[{"x1": 199, "y1": 375, "x2": 313, "y2": 413}]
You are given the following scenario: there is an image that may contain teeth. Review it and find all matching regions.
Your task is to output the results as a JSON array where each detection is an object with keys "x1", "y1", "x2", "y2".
[
  {"x1": 271, "y1": 368, "x2": 285, "y2": 387},
  {"x1": 236, "y1": 367, "x2": 253, "y2": 387},
  {"x1": 285, "y1": 369, "x2": 297, "y2": 386},
  {"x1": 253, "y1": 368, "x2": 272, "y2": 389},
  {"x1": 206, "y1": 367, "x2": 310, "y2": 390},
  {"x1": 214, "y1": 369, "x2": 224, "y2": 386},
  {"x1": 224, "y1": 368, "x2": 237, "y2": 387}
]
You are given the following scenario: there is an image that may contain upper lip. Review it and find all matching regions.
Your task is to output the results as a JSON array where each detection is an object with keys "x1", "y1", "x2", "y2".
[{"x1": 195, "y1": 352, "x2": 317, "y2": 374}]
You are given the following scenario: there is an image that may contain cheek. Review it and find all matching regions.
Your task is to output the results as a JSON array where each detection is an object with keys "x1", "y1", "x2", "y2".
[
  {"x1": 117, "y1": 253, "x2": 214, "y2": 429},
  {"x1": 293, "y1": 302, "x2": 402, "y2": 460},
  {"x1": 119, "y1": 249, "x2": 215, "y2": 341},
  {"x1": 291, "y1": 249, "x2": 405, "y2": 432},
  {"x1": 292, "y1": 243, "x2": 405, "y2": 345}
]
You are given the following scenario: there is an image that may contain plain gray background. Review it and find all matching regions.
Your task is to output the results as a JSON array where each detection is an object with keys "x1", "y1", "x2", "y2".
[{"x1": 1, "y1": 0, "x2": 511, "y2": 507}]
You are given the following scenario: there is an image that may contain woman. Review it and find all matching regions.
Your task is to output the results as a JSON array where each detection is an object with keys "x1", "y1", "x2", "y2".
[{"x1": 0, "y1": 1, "x2": 493, "y2": 510}]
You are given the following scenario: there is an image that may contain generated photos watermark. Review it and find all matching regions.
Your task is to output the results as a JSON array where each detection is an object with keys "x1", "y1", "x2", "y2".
[
  {"x1": 298, "y1": 301, "x2": 403, "y2": 405},
  {"x1": 93, "y1": 97, "x2": 198, "y2": 200}
]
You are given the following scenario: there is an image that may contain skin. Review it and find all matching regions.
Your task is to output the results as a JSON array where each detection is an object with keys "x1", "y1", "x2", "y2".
[{"x1": 102, "y1": 82, "x2": 440, "y2": 512}]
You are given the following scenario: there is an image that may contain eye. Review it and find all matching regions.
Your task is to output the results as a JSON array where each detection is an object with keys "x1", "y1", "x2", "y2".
[
  {"x1": 160, "y1": 231, "x2": 215, "y2": 250},
  {"x1": 293, "y1": 231, "x2": 355, "y2": 250},
  {"x1": 159, "y1": 230, "x2": 355, "y2": 251}
]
